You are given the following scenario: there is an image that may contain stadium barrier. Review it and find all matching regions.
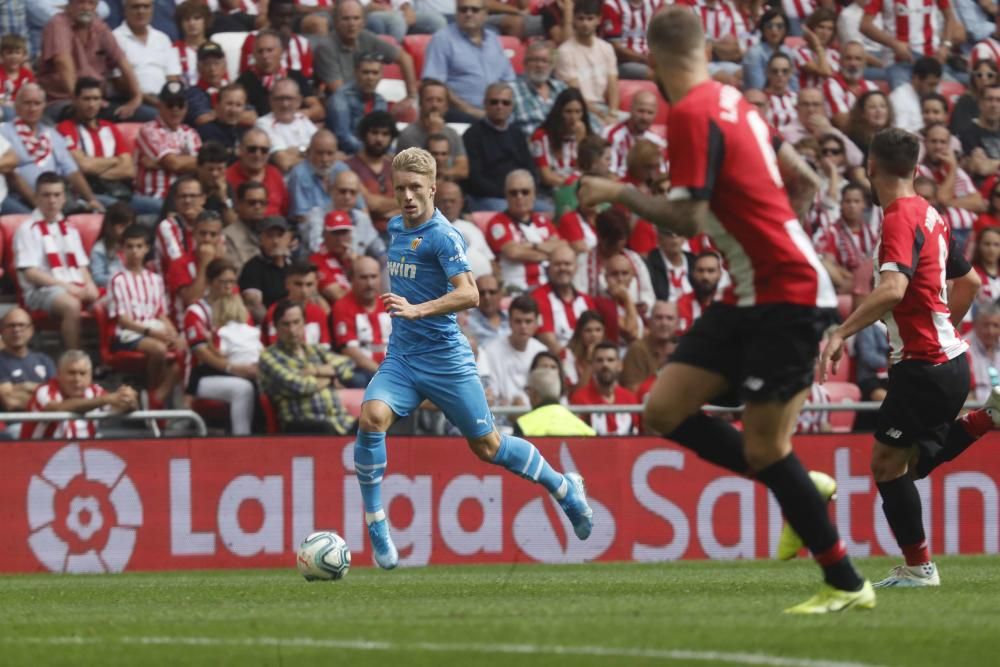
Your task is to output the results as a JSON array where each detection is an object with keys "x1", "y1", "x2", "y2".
[
  {"x1": 2, "y1": 410, "x2": 209, "y2": 437},
  {"x1": 3, "y1": 434, "x2": 998, "y2": 574}
]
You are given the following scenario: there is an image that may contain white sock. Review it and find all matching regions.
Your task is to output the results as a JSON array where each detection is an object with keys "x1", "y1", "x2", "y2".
[{"x1": 365, "y1": 509, "x2": 386, "y2": 525}]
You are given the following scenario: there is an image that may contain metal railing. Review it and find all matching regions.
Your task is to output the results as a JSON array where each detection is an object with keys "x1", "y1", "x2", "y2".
[
  {"x1": 2, "y1": 409, "x2": 208, "y2": 437},
  {"x1": 490, "y1": 400, "x2": 987, "y2": 417}
]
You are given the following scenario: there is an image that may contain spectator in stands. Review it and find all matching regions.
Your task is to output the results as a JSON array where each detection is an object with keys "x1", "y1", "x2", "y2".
[
  {"x1": 846, "y1": 90, "x2": 892, "y2": 162},
  {"x1": 586, "y1": 208, "x2": 654, "y2": 317},
  {"x1": 57, "y1": 77, "x2": 159, "y2": 215},
  {"x1": 465, "y1": 274, "x2": 509, "y2": 346},
  {"x1": 0, "y1": 34, "x2": 33, "y2": 121},
  {"x1": 164, "y1": 209, "x2": 226, "y2": 328},
  {"x1": 262, "y1": 260, "x2": 330, "y2": 346},
  {"x1": 89, "y1": 202, "x2": 132, "y2": 288},
  {"x1": 861, "y1": 0, "x2": 960, "y2": 91},
  {"x1": 259, "y1": 299, "x2": 357, "y2": 434},
  {"x1": 240, "y1": 0, "x2": 315, "y2": 80},
  {"x1": 511, "y1": 41, "x2": 568, "y2": 136},
  {"x1": 603, "y1": 90, "x2": 664, "y2": 179},
  {"x1": 155, "y1": 174, "x2": 204, "y2": 272},
  {"x1": 965, "y1": 5, "x2": 998, "y2": 48},
  {"x1": 332, "y1": 255, "x2": 390, "y2": 387},
  {"x1": 22, "y1": 349, "x2": 138, "y2": 440},
  {"x1": 783, "y1": 91, "x2": 867, "y2": 175},
  {"x1": 208, "y1": 0, "x2": 257, "y2": 33},
  {"x1": 621, "y1": 300, "x2": 677, "y2": 392},
  {"x1": 183, "y1": 258, "x2": 256, "y2": 436},
  {"x1": 889, "y1": 56, "x2": 941, "y2": 134},
  {"x1": 398, "y1": 79, "x2": 460, "y2": 159},
  {"x1": 109, "y1": 225, "x2": 184, "y2": 408},
  {"x1": 1, "y1": 84, "x2": 102, "y2": 214},
  {"x1": 531, "y1": 87, "x2": 594, "y2": 190},
  {"x1": 646, "y1": 228, "x2": 694, "y2": 304},
  {"x1": 528, "y1": 350, "x2": 568, "y2": 398},
  {"x1": 215, "y1": 293, "x2": 264, "y2": 370},
  {"x1": 598, "y1": 252, "x2": 642, "y2": 345},
  {"x1": 172, "y1": 0, "x2": 211, "y2": 87},
  {"x1": 481, "y1": 295, "x2": 548, "y2": 407},
  {"x1": 919, "y1": 123, "x2": 985, "y2": 249},
  {"x1": 952, "y1": 61, "x2": 997, "y2": 139},
  {"x1": 854, "y1": 320, "x2": 889, "y2": 408},
  {"x1": 977, "y1": 185, "x2": 1000, "y2": 242},
  {"x1": 36, "y1": 0, "x2": 145, "y2": 122},
  {"x1": 0, "y1": 308, "x2": 55, "y2": 416},
  {"x1": 134, "y1": 81, "x2": 201, "y2": 204},
  {"x1": 823, "y1": 41, "x2": 878, "y2": 131},
  {"x1": 532, "y1": 244, "x2": 595, "y2": 355},
  {"x1": 837, "y1": 0, "x2": 887, "y2": 76},
  {"x1": 972, "y1": 227, "x2": 1000, "y2": 308},
  {"x1": 620, "y1": 141, "x2": 667, "y2": 255},
  {"x1": 764, "y1": 52, "x2": 798, "y2": 135},
  {"x1": 346, "y1": 111, "x2": 400, "y2": 232},
  {"x1": 239, "y1": 216, "x2": 292, "y2": 321},
  {"x1": 328, "y1": 53, "x2": 387, "y2": 157},
  {"x1": 965, "y1": 304, "x2": 1000, "y2": 403},
  {"x1": 227, "y1": 128, "x2": 289, "y2": 217},
  {"x1": 743, "y1": 8, "x2": 797, "y2": 93},
  {"x1": 14, "y1": 172, "x2": 98, "y2": 349},
  {"x1": 236, "y1": 30, "x2": 324, "y2": 122},
  {"x1": 554, "y1": 0, "x2": 618, "y2": 126},
  {"x1": 601, "y1": 0, "x2": 658, "y2": 80},
  {"x1": 287, "y1": 131, "x2": 356, "y2": 246},
  {"x1": 311, "y1": 210, "x2": 354, "y2": 303},
  {"x1": 436, "y1": 180, "x2": 495, "y2": 278},
  {"x1": 794, "y1": 8, "x2": 839, "y2": 90},
  {"x1": 557, "y1": 144, "x2": 605, "y2": 284},
  {"x1": 366, "y1": 0, "x2": 447, "y2": 42},
  {"x1": 422, "y1": 0, "x2": 515, "y2": 122},
  {"x1": 486, "y1": 170, "x2": 562, "y2": 293},
  {"x1": 255, "y1": 78, "x2": 318, "y2": 173},
  {"x1": 813, "y1": 182, "x2": 877, "y2": 295},
  {"x1": 333, "y1": 170, "x2": 383, "y2": 258},
  {"x1": 563, "y1": 309, "x2": 604, "y2": 389},
  {"x1": 569, "y1": 340, "x2": 638, "y2": 435},
  {"x1": 196, "y1": 83, "x2": 251, "y2": 154},
  {"x1": 186, "y1": 43, "x2": 251, "y2": 129},
  {"x1": 113, "y1": 0, "x2": 182, "y2": 111},
  {"x1": 676, "y1": 251, "x2": 723, "y2": 335},
  {"x1": 688, "y1": 0, "x2": 746, "y2": 84},
  {"x1": 463, "y1": 82, "x2": 537, "y2": 211},
  {"x1": 313, "y1": 0, "x2": 417, "y2": 102},
  {"x1": 514, "y1": 366, "x2": 595, "y2": 436},
  {"x1": 960, "y1": 83, "x2": 1000, "y2": 178},
  {"x1": 222, "y1": 181, "x2": 266, "y2": 268},
  {"x1": 918, "y1": 94, "x2": 958, "y2": 159},
  {"x1": 162, "y1": 141, "x2": 237, "y2": 230}
]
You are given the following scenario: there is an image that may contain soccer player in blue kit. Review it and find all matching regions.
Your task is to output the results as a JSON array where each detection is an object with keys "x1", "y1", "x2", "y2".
[{"x1": 354, "y1": 147, "x2": 594, "y2": 569}]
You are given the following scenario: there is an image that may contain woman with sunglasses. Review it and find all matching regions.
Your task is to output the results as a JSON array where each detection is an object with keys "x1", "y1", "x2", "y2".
[
  {"x1": 951, "y1": 60, "x2": 998, "y2": 138},
  {"x1": 742, "y1": 8, "x2": 798, "y2": 92},
  {"x1": 530, "y1": 87, "x2": 595, "y2": 190},
  {"x1": 793, "y1": 8, "x2": 839, "y2": 91}
]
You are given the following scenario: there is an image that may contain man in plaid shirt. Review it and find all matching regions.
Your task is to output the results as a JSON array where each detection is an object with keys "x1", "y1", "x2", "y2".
[
  {"x1": 259, "y1": 299, "x2": 357, "y2": 434},
  {"x1": 511, "y1": 41, "x2": 568, "y2": 136}
]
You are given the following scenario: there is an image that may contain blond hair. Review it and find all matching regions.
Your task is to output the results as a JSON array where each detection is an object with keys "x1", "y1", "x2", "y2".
[
  {"x1": 213, "y1": 293, "x2": 250, "y2": 329},
  {"x1": 392, "y1": 147, "x2": 437, "y2": 183}
]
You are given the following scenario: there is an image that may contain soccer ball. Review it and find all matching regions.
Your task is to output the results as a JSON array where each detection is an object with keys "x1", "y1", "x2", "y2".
[{"x1": 296, "y1": 531, "x2": 351, "y2": 581}]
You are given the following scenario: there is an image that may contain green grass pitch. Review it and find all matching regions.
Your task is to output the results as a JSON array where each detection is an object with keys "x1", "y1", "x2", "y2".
[{"x1": 2, "y1": 556, "x2": 998, "y2": 667}]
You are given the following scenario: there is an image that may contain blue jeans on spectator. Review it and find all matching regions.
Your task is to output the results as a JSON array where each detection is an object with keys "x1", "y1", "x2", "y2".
[
  {"x1": 1, "y1": 195, "x2": 31, "y2": 215},
  {"x1": 367, "y1": 11, "x2": 407, "y2": 42}
]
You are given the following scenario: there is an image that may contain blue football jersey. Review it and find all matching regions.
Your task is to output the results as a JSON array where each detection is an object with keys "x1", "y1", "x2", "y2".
[{"x1": 384, "y1": 209, "x2": 473, "y2": 354}]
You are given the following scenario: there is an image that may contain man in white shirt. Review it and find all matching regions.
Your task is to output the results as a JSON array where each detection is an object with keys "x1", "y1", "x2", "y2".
[
  {"x1": 435, "y1": 180, "x2": 496, "y2": 279},
  {"x1": 113, "y1": 0, "x2": 181, "y2": 105},
  {"x1": 481, "y1": 295, "x2": 548, "y2": 407},
  {"x1": 890, "y1": 56, "x2": 942, "y2": 134},
  {"x1": 255, "y1": 78, "x2": 318, "y2": 173}
]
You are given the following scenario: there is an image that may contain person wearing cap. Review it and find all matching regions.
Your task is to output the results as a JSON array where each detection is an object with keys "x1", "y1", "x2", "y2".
[
  {"x1": 185, "y1": 41, "x2": 255, "y2": 128},
  {"x1": 238, "y1": 215, "x2": 293, "y2": 322},
  {"x1": 226, "y1": 127, "x2": 290, "y2": 218},
  {"x1": 310, "y1": 210, "x2": 355, "y2": 304},
  {"x1": 134, "y1": 81, "x2": 201, "y2": 201},
  {"x1": 235, "y1": 29, "x2": 324, "y2": 124},
  {"x1": 255, "y1": 78, "x2": 319, "y2": 173},
  {"x1": 113, "y1": 0, "x2": 183, "y2": 106},
  {"x1": 327, "y1": 53, "x2": 388, "y2": 157},
  {"x1": 224, "y1": 180, "x2": 267, "y2": 268}
]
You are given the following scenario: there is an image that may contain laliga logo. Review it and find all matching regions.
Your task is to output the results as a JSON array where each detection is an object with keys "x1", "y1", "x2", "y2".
[
  {"x1": 27, "y1": 443, "x2": 143, "y2": 573},
  {"x1": 513, "y1": 443, "x2": 615, "y2": 563}
]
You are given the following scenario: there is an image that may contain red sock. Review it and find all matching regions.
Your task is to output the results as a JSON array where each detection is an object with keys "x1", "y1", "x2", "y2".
[
  {"x1": 960, "y1": 409, "x2": 994, "y2": 439},
  {"x1": 901, "y1": 541, "x2": 930, "y2": 566},
  {"x1": 814, "y1": 539, "x2": 847, "y2": 567}
]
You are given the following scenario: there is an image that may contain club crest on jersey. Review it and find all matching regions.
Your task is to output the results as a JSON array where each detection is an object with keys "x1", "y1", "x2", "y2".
[
  {"x1": 388, "y1": 257, "x2": 417, "y2": 279},
  {"x1": 410, "y1": 237, "x2": 423, "y2": 251}
]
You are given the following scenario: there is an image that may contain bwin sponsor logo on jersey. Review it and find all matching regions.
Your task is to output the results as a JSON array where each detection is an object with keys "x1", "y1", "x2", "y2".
[{"x1": 388, "y1": 258, "x2": 417, "y2": 279}]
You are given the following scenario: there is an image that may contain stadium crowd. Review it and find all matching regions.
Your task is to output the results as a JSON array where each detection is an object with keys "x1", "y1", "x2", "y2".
[{"x1": 0, "y1": 0, "x2": 996, "y2": 438}]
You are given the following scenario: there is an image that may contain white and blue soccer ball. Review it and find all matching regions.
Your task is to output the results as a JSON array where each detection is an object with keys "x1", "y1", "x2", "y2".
[{"x1": 296, "y1": 531, "x2": 351, "y2": 581}]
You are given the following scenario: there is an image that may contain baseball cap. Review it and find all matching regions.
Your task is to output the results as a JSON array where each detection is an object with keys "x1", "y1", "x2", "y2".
[
  {"x1": 324, "y1": 210, "x2": 353, "y2": 232},
  {"x1": 197, "y1": 41, "x2": 225, "y2": 60},
  {"x1": 260, "y1": 216, "x2": 289, "y2": 232},
  {"x1": 159, "y1": 80, "x2": 187, "y2": 106}
]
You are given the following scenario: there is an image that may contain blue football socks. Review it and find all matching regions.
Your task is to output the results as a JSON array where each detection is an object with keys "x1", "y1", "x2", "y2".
[
  {"x1": 355, "y1": 430, "x2": 387, "y2": 518},
  {"x1": 493, "y1": 433, "x2": 566, "y2": 497}
]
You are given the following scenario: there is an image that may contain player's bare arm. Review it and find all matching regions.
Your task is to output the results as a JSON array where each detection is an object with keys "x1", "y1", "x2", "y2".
[
  {"x1": 381, "y1": 271, "x2": 479, "y2": 320},
  {"x1": 818, "y1": 271, "x2": 909, "y2": 382},
  {"x1": 948, "y1": 268, "x2": 982, "y2": 326},
  {"x1": 777, "y1": 142, "x2": 822, "y2": 223},
  {"x1": 578, "y1": 177, "x2": 708, "y2": 238}
]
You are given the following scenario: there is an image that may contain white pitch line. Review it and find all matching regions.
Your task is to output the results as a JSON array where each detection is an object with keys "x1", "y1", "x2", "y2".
[{"x1": 2, "y1": 635, "x2": 886, "y2": 667}]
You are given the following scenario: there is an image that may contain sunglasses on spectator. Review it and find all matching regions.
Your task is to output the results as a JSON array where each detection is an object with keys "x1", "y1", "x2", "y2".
[
  {"x1": 245, "y1": 145, "x2": 269, "y2": 154},
  {"x1": 457, "y1": 5, "x2": 483, "y2": 13},
  {"x1": 822, "y1": 147, "x2": 843, "y2": 156},
  {"x1": 488, "y1": 98, "x2": 512, "y2": 106},
  {"x1": 507, "y1": 189, "x2": 532, "y2": 197}
]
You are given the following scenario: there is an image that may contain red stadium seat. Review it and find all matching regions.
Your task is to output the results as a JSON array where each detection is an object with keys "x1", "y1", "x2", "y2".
[
  {"x1": 824, "y1": 381, "x2": 861, "y2": 433},
  {"x1": 500, "y1": 36, "x2": 525, "y2": 74},
  {"x1": 617, "y1": 80, "x2": 669, "y2": 124},
  {"x1": 377, "y1": 34, "x2": 404, "y2": 79},
  {"x1": 0, "y1": 214, "x2": 30, "y2": 282},
  {"x1": 816, "y1": 338, "x2": 853, "y2": 383},
  {"x1": 116, "y1": 122, "x2": 142, "y2": 154},
  {"x1": 69, "y1": 214, "x2": 103, "y2": 256},
  {"x1": 470, "y1": 211, "x2": 495, "y2": 233},
  {"x1": 403, "y1": 34, "x2": 433, "y2": 78},
  {"x1": 259, "y1": 393, "x2": 280, "y2": 433},
  {"x1": 190, "y1": 398, "x2": 231, "y2": 428},
  {"x1": 93, "y1": 299, "x2": 154, "y2": 376},
  {"x1": 340, "y1": 388, "x2": 366, "y2": 417}
]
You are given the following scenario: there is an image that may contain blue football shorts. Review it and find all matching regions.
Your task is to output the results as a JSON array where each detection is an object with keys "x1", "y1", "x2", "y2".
[{"x1": 363, "y1": 344, "x2": 495, "y2": 438}]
